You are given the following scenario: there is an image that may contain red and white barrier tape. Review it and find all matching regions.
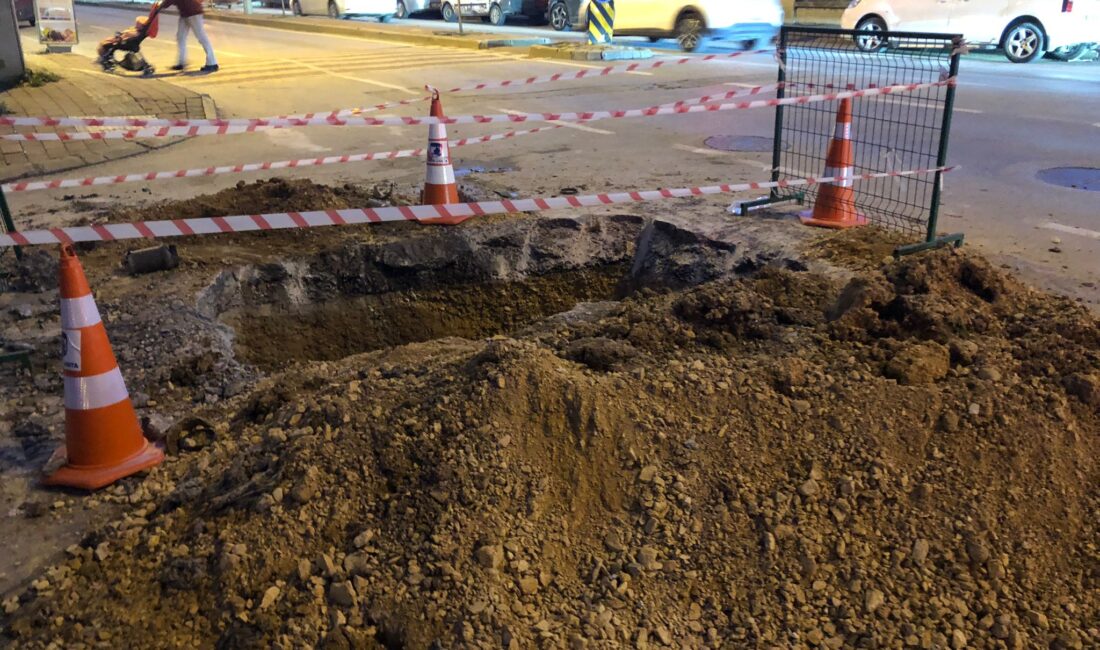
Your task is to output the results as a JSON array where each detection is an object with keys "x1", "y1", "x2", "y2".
[
  {"x1": 279, "y1": 95, "x2": 431, "y2": 121},
  {"x1": 0, "y1": 49, "x2": 775, "y2": 129},
  {"x1": 0, "y1": 166, "x2": 954, "y2": 247},
  {"x1": 0, "y1": 80, "x2": 954, "y2": 142},
  {"x1": 1, "y1": 125, "x2": 563, "y2": 193},
  {"x1": 436, "y1": 48, "x2": 775, "y2": 94}
]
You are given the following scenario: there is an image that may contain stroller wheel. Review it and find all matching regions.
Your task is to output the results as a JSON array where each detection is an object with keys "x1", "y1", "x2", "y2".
[{"x1": 143, "y1": 66, "x2": 156, "y2": 77}]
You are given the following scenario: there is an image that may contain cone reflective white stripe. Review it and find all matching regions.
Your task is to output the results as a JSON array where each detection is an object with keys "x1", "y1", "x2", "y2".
[
  {"x1": 63, "y1": 368, "x2": 131, "y2": 411},
  {"x1": 823, "y1": 165, "x2": 855, "y2": 188},
  {"x1": 426, "y1": 126, "x2": 456, "y2": 185},
  {"x1": 835, "y1": 120, "x2": 851, "y2": 141},
  {"x1": 61, "y1": 294, "x2": 102, "y2": 329}
]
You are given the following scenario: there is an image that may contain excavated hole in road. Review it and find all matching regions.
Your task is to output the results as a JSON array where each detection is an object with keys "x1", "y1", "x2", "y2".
[
  {"x1": 199, "y1": 213, "x2": 649, "y2": 371},
  {"x1": 222, "y1": 265, "x2": 628, "y2": 371}
]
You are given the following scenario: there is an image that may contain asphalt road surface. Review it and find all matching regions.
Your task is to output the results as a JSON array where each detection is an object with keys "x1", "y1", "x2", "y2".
[{"x1": 13, "y1": 6, "x2": 1100, "y2": 306}]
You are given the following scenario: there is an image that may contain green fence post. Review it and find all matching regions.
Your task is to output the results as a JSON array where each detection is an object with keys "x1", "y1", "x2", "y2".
[
  {"x1": 894, "y1": 36, "x2": 966, "y2": 256},
  {"x1": 0, "y1": 186, "x2": 23, "y2": 261}
]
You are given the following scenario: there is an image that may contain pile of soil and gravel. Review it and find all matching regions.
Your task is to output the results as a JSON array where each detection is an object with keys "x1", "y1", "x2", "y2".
[{"x1": 2, "y1": 247, "x2": 1097, "y2": 649}]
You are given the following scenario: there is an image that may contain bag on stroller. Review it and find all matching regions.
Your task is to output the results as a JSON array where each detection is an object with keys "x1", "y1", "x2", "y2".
[{"x1": 97, "y1": 2, "x2": 163, "y2": 76}]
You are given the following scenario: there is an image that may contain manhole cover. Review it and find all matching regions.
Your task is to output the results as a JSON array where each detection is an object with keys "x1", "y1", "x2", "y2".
[
  {"x1": 704, "y1": 135, "x2": 774, "y2": 152},
  {"x1": 1036, "y1": 167, "x2": 1100, "y2": 192}
]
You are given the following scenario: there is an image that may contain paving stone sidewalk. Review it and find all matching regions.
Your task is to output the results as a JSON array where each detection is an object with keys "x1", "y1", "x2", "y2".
[{"x1": 0, "y1": 53, "x2": 216, "y2": 183}]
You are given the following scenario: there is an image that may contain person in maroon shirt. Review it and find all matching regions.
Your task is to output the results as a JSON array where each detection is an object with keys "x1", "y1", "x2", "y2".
[{"x1": 161, "y1": 0, "x2": 219, "y2": 72}]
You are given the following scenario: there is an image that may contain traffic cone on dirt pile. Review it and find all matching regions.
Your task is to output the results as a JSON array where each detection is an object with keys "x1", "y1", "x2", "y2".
[
  {"x1": 43, "y1": 245, "x2": 163, "y2": 490},
  {"x1": 800, "y1": 98, "x2": 867, "y2": 229},
  {"x1": 419, "y1": 87, "x2": 469, "y2": 226}
]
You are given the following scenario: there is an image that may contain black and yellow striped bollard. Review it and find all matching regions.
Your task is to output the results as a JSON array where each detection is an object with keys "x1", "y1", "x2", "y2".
[{"x1": 587, "y1": 0, "x2": 615, "y2": 45}]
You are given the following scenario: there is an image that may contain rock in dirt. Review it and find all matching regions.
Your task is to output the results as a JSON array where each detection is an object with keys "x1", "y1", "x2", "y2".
[{"x1": 884, "y1": 341, "x2": 950, "y2": 385}]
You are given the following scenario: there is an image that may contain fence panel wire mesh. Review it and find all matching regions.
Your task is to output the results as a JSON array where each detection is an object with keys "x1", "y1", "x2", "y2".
[{"x1": 771, "y1": 26, "x2": 962, "y2": 242}]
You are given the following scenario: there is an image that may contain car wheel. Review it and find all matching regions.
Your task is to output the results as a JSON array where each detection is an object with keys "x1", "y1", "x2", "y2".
[
  {"x1": 441, "y1": 2, "x2": 456, "y2": 22},
  {"x1": 487, "y1": 3, "x2": 505, "y2": 25},
  {"x1": 291, "y1": 0, "x2": 302, "y2": 14},
  {"x1": 675, "y1": 12, "x2": 704, "y2": 52},
  {"x1": 1049, "y1": 43, "x2": 1090, "y2": 61},
  {"x1": 854, "y1": 16, "x2": 887, "y2": 52},
  {"x1": 1002, "y1": 21, "x2": 1045, "y2": 63},
  {"x1": 394, "y1": 0, "x2": 407, "y2": 18},
  {"x1": 327, "y1": 1, "x2": 340, "y2": 18},
  {"x1": 549, "y1": 1, "x2": 569, "y2": 31}
]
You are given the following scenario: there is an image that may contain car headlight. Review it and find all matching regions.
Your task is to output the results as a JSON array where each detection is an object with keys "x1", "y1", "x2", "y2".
[{"x1": 848, "y1": 0, "x2": 862, "y2": 7}]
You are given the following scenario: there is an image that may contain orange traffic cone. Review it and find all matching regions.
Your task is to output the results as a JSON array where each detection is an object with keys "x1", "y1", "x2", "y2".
[
  {"x1": 420, "y1": 87, "x2": 469, "y2": 226},
  {"x1": 800, "y1": 98, "x2": 866, "y2": 229},
  {"x1": 43, "y1": 245, "x2": 163, "y2": 490}
]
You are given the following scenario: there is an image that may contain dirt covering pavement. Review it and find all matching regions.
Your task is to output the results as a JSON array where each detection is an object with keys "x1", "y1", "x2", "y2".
[{"x1": 0, "y1": 179, "x2": 1098, "y2": 649}]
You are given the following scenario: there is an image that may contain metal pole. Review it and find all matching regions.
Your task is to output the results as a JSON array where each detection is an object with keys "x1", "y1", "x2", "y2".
[
  {"x1": 456, "y1": 0, "x2": 463, "y2": 34},
  {"x1": 768, "y1": 31, "x2": 788, "y2": 201},
  {"x1": 0, "y1": 187, "x2": 23, "y2": 261},
  {"x1": 926, "y1": 37, "x2": 961, "y2": 244},
  {"x1": 280, "y1": 0, "x2": 286, "y2": 16}
]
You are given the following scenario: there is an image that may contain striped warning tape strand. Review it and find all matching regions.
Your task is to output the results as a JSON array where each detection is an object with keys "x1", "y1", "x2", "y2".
[
  {"x1": 0, "y1": 166, "x2": 956, "y2": 247},
  {"x1": 0, "y1": 49, "x2": 777, "y2": 130},
  {"x1": 1, "y1": 125, "x2": 564, "y2": 193},
  {"x1": 0, "y1": 79, "x2": 955, "y2": 141}
]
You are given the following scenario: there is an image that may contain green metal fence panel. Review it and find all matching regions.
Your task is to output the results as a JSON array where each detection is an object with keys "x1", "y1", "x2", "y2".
[{"x1": 766, "y1": 26, "x2": 964, "y2": 254}]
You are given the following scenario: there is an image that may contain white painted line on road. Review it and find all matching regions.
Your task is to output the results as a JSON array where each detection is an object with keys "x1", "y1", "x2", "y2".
[
  {"x1": 279, "y1": 58, "x2": 417, "y2": 94},
  {"x1": 673, "y1": 144, "x2": 771, "y2": 171},
  {"x1": 496, "y1": 107, "x2": 614, "y2": 135},
  {"x1": 1040, "y1": 222, "x2": 1100, "y2": 240},
  {"x1": 865, "y1": 95, "x2": 982, "y2": 114}
]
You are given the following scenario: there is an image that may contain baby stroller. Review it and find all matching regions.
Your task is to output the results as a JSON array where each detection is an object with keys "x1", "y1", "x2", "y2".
[{"x1": 97, "y1": 1, "x2": 163, "y2": 76}]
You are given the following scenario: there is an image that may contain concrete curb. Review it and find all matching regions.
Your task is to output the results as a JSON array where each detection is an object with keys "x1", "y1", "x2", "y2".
[
  {"x1": 528, "y1": 44, "x2": 653, "y2": 62},
  {"x1": 76, "y1": 2, "x2": 553, "y2": 50}
]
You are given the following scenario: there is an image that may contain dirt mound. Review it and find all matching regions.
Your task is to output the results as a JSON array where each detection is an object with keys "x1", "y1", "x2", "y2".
[
  {"x1": 107, "y1": 178, "x2": 397, "y2": 224},
  {"x1": 3, "y1": 248, "x2": 1098, "y2": 649}
]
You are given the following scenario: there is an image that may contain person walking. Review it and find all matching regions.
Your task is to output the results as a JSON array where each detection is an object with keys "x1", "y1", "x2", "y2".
[{"x1": 162, "y1": 0, "x2": 218, "y2": 72}]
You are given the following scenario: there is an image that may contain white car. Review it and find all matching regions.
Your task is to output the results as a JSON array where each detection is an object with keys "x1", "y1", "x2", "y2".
[
  {"x1": 842, "y1": 0, "x2": 1099, "y2": 63},
  {"x1": 569, "y1": 0, "x2": 784, "y2": 52},
  {"x1": 292, "y1": 0, "x2": 394, "y2": 19}
]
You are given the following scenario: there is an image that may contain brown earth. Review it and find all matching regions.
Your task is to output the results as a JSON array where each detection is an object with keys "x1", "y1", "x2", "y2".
[{"x1": 3, "y1": 233, "x2": 1098, "y2": 649}]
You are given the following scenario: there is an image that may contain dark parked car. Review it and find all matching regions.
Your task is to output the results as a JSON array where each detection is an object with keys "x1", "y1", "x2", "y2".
[
  {"x1": 547, "y1": 0, "x2": 579, "y2": 31},
  {"x1": 522, "y1": 0, "x2": 549, "y2": 23},
  {"x1": 14, "y1": 0, "x2": 36, "y2": 25},
  {"x1": 432, "y1": 0, "x2": 522, "y2": 25}
]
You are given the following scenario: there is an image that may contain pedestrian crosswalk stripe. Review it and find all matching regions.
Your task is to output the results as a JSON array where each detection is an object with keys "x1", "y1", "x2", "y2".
[{"x1": 183, "y1": 54, "x2": 522, "y2": 86}]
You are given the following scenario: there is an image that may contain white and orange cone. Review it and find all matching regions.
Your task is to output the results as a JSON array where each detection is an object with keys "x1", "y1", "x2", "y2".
[
  {"x1": 800, "y1": 98, "x2": 867, "y2": 229},
  {"x1": 43, "y1": 245, "x2": 163, "y2": 490},
  {"x1": 420, "y1": 86, "x2": 469, "y2": 226}
]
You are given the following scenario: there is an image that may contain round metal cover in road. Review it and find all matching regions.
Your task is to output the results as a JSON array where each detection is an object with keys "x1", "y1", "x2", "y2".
[
  {"x1": 704, "y1": 135, "x2": 774, "y2": 152},
  {"x1": 1036, "y1": 167, "x2": 1099, "y2": 192}
]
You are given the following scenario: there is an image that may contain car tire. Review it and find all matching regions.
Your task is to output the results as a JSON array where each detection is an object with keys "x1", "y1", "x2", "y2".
[
  {"x1": 291, "y1": 0, "x2": 302, "y2": 14},
  {"x1": 441, "y1": 2, "x2": 457, "y2": 22},
  {"x1": 1049, "y1": 43, "x2": 1091, "y2": 61},
  {"x1": 647, "y1": 36, "x2": 661, "y2": 43},
  {"x1": 487, "y1": 3, "x2": 505, "y2": 25},
  {"x1": 675, "y1": 12, "x2": 704, "y2": 52},
  {"x1": 1002, "y1": 21, "x2": 1045, "y2": 63},
  {"x1": 548, "y1": 1, "x2": 569, "y2": 31},
  {"x1": 327, "y1": 1, "x2": 340, "y2": 18},
  {"x1": 394, "y1": 0, "x2": 407, "y2": 18},
  {"x1": 854, "y1": 16, "x2": 887, "y2": 52}
]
